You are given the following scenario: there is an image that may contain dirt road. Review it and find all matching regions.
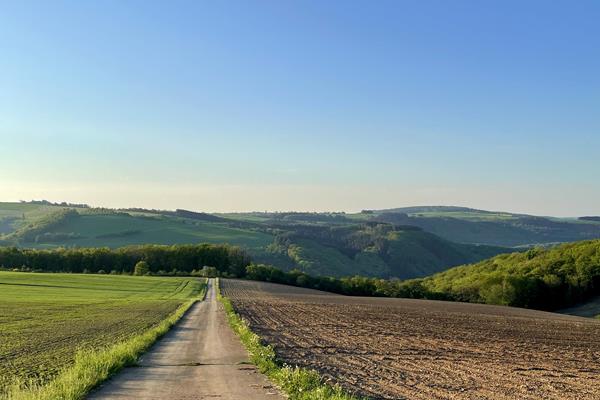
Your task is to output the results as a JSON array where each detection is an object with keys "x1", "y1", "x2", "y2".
[{"x1": 88, "y1": 279, "x2": 283, "y2": 400}]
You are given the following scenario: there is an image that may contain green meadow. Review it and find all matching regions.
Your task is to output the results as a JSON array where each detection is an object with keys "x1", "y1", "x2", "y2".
[
  {"x1": 44, "y1": 214, "x2": 273, "y2": 249},
  {"x1": 0, "y1": 272, "x2": 205, "y2": 396}
]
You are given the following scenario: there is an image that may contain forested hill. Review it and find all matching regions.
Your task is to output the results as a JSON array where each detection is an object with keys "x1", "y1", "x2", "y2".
[
  {"x1": 248, "y1": 240, "x2": 600, "y2": 314},
  {"x1": 262, "y1": 222, "x2": 508, "y2": 279},
  {"x1": 415, "y1": 240, "x2": 600, "y2": 311}
]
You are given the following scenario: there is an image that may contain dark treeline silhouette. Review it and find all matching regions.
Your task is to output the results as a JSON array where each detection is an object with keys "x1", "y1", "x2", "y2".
[
  {"x1": 0, "y1": 244, "x2": 250, "y2": 276},
  {"x1": 244, "y1": 263, "x2": 441, "y2": 299}
]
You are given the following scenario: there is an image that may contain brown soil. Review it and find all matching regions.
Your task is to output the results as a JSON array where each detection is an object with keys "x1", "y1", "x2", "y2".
[{"x1": 221, "y1": 279, "x2": 600, "y2": 400}]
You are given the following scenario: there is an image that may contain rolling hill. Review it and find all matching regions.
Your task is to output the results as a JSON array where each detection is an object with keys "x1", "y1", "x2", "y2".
[
  {"x1": 261, "y1": 222, "x2": 507, "y2": 278},
  {"x1": 4, "y1": 201, "x2": 600, "y2": 279},
  {"x1": 0, "y1": 201, "x2": 510, "y2": 279},
  {"x1": 366, "y1": 206, "x2": 600, "y2": 247}
]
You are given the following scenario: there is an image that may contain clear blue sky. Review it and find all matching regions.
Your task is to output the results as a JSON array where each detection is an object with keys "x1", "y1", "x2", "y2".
[{"x1": 1, "y1": 0, "x2": 599, "y2": 215}]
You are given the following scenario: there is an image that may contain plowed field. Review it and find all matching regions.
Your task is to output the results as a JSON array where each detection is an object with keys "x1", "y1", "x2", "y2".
[{"x1": 221, "y1": 279, "x2": 600, "y2": 400}]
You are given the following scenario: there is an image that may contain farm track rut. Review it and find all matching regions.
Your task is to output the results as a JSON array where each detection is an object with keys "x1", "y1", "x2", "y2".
[{"x1": 222, "y1": 279, "x2": 600, "y2": 400}]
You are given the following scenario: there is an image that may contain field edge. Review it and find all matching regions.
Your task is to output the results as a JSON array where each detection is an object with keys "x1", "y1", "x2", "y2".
[
  {"x1": 5, "y1": 279, "x2": 207, "y2": 400},
  {"x1": 216, "y1": 278, "x2": 365, "y2": 400}
]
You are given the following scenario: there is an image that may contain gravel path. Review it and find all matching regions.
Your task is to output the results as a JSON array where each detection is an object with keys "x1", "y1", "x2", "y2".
[{"x1": 88, "y1": 279, "x2": 284, "y2": 400}]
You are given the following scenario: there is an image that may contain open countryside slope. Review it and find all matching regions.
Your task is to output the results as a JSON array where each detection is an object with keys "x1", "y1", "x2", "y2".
[
  {"x1": 0, "y1": 272, "x2": 204, "y2": 396},
  {"x1": 370, "y1": 206, "x2": 600, "y2": 247},
  {"x1": 0, "y1": 202, "x2": 508, "y2": 279},
  {"x1": 89, "y1": 279, "x2": 284, "y2": 400},
  {"x1": 0, "y1": 204, "x2": 272, "y2": 251},
  {"x1": 222, "y1": 279, "x2": 600, "y2": 400}
]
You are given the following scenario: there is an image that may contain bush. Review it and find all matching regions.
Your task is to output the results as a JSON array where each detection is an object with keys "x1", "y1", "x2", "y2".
[{"x1": 134, "y1": 261, "x2": 150, "y2": 276}]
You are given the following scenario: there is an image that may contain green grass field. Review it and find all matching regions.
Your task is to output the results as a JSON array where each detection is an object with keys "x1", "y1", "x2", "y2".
[
  {"x1": 0, "y1": 272, "x2": 205, "y2": 396},
  {"x1": 42, "y1": 214, "x2": 274, "y2": 249},
  {"x1": 0, "y1": 203, "x2": 274, "y2": 250}
]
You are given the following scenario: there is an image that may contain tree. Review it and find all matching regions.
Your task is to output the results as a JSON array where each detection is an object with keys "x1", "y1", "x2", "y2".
[
  {"x1": 199, "y1": 266, "x2": 219, "y2": 278},
  {"x1": 134, "y1": 261, "x2": 150, "y2": 276}
]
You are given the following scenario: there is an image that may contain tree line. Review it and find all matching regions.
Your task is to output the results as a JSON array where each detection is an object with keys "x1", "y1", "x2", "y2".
[
  {"x1": 3, "y1": 239, "x2": 599, "y2": 312},
  {"x1": 246, "y1": 240, "x2": 600, "y2": 312},
  {"x1": 244, "y1": 263, "x2": 436, "y2": 298},
  {"x1": 0, "y1": 244, "x2": 250, "y2": 276}
]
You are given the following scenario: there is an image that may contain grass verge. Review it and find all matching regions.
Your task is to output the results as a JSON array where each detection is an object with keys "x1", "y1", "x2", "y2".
[
  {"x1": 6, "y1": 281, "x2": 207, "y2": 400},
  {"x1": 215, "y1": 278, "x2": 364, "y2": 400}
]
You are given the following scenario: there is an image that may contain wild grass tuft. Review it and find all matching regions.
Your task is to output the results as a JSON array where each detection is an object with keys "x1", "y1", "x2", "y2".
[{"x1": 216, "y1": 279, "x2": 364, "y2": 400}]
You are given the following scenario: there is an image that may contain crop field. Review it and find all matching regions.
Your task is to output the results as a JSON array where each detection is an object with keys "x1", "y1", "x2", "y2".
[
  {"x1": 221, "y1": 279, "x2": 600, "y2": 400},
  {"x1": 0, "y1": 272, "x2": 204, "y2": 396},
  {"x1": 31, "y1": 214, "x2": 274, "y2": 249}
]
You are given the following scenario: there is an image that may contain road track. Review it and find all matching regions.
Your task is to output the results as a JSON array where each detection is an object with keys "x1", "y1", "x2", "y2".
[{"x1": 88, "y1": 279, "x2": 284, "y2": 400}]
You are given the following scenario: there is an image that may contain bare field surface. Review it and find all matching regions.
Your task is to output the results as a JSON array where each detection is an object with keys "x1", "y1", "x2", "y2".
[
  {"x1": 560, "y1": 296, "x2": 600, "y2": 318},
  {"x1": 221, "y1": 279, "x2": 600, "y2": 400}
]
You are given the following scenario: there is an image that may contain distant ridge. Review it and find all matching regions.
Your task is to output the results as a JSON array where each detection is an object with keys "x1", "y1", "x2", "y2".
[
  {"x1": 580, "y1": 216, "x2": 600, "y2": 222},
  {"x1": 2, "y1": 201, "x2": 600, "y2": 279},
  {"x1": 377, "y1": 206, "x2": 486, "y2": 214},
  {"x1": 374, "y1": 205, "x2": 530, "y2": 217}
]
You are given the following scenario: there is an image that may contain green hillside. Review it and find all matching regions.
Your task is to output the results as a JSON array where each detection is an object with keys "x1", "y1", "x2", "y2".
[
  {"x1": 262, "y1": 222, "x2": 507, "y2": 278},
  {"x1": 44, "y1": 213, "x2": 272, "y2": 249},
  {"x1": 220, "y1": 207, "x2": 600, "y2": 247},
  {"x1": 367, "y1": 206, "x2": 600, "y2": 247},
  {"x1": 0, "y1": 202, "x2": 509, "y2": 279},
  {"x1": 0, "y1": 202, "x2": 69, "y2": 235},
  {"x1": 0, "y1": 203, "x2": 273, "y2": 251},
  {"x1": 413, "y1": 240, "x2": 600, "y2": 310}
]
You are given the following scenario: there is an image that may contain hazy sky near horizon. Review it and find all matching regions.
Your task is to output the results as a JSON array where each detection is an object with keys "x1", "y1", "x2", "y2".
[{"x1": 1, "y1": 1, "x2": 599, "y2": 216}]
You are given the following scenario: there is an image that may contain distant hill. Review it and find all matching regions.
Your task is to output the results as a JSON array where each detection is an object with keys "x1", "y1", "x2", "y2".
[
  {"x1": 4, "y1": 201, "x2": 600, "y2": 279},
  {"x1": 375, "y1": 205, "x2": 500, "y2": 215},
  {"x1": 260, "y1": 222, "x2": 508, "y2": 279},
  {"x1": 580, "y1": 216, "x2": 600, "y2": 222},
  {"x1": 0, "y1": 203, "x2": 273, "y2": 251},
  {"x1": 0, "y1": 202, "x2": 511, "y2": 279},
  {"x1": 368, "y1": 207, "x2": 600, "y2": 247}
]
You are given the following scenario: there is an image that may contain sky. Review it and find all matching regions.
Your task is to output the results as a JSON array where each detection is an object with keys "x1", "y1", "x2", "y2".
[{"x1": 1, "y1": 0, "x2": 599, "y2": 216}]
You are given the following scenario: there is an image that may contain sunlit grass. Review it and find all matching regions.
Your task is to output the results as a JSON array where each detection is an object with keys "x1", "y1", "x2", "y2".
[{"x1": 1, "y1": 272, "x2": 205, "y2": 399}]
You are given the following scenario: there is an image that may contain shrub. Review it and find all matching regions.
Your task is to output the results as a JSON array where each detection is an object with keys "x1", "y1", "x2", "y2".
[{"x1": 134, "y1": 261, "x2": 150, "y2": 276}]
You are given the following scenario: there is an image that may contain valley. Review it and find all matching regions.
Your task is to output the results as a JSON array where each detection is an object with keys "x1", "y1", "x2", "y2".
[{"x1": 4, "y1": 202, "x2": 600, "y2": 280}]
